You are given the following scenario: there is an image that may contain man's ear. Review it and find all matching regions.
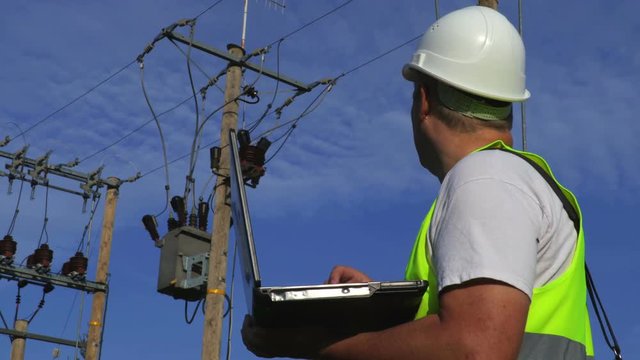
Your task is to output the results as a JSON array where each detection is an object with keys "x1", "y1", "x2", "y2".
[{"x1": 418, "y1": 82, "x2": 431, "y2": 119}]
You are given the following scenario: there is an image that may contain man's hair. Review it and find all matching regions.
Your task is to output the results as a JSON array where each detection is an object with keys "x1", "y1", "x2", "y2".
[{"x1": 420, "y1": 76, "x2": 513, "y2": 133}]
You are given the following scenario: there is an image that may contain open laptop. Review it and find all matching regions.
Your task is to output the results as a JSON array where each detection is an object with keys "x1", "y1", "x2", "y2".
[{"x1": 229, "y1": 129, "x2": 427, "y2": 332}]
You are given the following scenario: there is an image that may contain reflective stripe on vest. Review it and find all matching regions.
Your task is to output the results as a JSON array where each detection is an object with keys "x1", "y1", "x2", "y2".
[{"x1": 404, "y1": 140, "x2": 594, "y2": 358}]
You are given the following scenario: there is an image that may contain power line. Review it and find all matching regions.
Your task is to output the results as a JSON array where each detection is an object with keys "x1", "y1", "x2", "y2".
[
  {"x1": 337, "y1": 33, "x2": 422, "y2": 79},
  {"x1": 12, "y1": 60, "x2": 137, "y2": 140},
  {"x1": 266, "y1": 0, "x2": 355, "y2": 48}
]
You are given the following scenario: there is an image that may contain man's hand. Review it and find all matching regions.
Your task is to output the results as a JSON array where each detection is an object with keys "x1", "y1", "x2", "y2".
[
  {"x1": 326, "y1": 265, "x2": 372, "y2": 284},
  {"x1": 241, "y1": 315, "x2": 344, "y2": 359}
]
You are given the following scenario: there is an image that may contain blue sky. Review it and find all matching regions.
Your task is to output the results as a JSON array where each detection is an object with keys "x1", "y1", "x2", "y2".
[{"x1": 0, "y1": 1, "x2": 638, "y2": 359}]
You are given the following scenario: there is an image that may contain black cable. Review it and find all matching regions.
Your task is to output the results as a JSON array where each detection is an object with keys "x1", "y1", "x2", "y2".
[
  {"x1": 78, "y1": 95, "x2": 195, "y2": 164},
  {"x1": 586, "y1": 266, "x2": 622, "y2": 359},
  {"x1": 139, "y1": 60, "x2": 172, "y2": 217},
  {"x1": 12, "y1": 60, "x2": 136, "y2": 140},
  {"x1": 6, "y1": 167, "x2": 26, "y2": 236},
  {"x1": 183, "y1": 22, "x2": 201, "y2": 207},
  {"x1": 0, "y1": 309, "x2": 9, "y2": 329},
  {"x1": 184, "y1": 299, "x2": 202, "y2": 324},
  {"x1": 36, "y1": 185, "x2": 50, "y2": 247},
  {"x1": 76, "y1": 196, "x2": 101, "y2": 253},
  {"x1": 193, "y1": 0, "x2": 226, "y2": 20},
  {"x1": 337, "y1": 33, "x2": 422, "y2": 79},
  {"x1": 266, "y1": 0, "x2": 355, "y2": 48},
  {"x1": 247, "y1": 40, "x2": 283, "y2": 133},
  {"x1": 26, "y1": 291, "x2": 47, "y2": 324},
  {"x1": 263, "y1": 83, "x2": 334, "y2": 164}
]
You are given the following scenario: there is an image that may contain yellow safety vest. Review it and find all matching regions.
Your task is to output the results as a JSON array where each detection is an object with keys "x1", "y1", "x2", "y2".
[{"x1": 404, "y1": 141, "x2": 594, "y2": 359}]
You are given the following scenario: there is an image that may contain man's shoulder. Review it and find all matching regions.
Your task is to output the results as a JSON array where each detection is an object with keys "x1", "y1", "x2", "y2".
[{"x1": 445, "y1": 149, "x2": 536, "y2": 187}]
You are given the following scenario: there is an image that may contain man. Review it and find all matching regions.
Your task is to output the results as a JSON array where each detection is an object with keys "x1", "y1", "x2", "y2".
[{"x1": 243, "y1": 6, "x2": 593, "y2": 359}]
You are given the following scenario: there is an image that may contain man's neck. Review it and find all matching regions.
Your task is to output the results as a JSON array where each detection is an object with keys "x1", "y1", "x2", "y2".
[{"x1": 437, "y1": 129, "x2": 513, "y2": 181}]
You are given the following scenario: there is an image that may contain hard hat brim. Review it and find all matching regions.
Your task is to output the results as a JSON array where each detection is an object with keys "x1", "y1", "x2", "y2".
[{"x1": 402, "y1": 64, "x2": 531, "y2": 102}]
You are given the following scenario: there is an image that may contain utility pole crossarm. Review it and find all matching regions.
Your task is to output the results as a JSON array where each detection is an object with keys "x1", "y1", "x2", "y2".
[{"x1": 165, "y1": 31, "x2": 312, "y2": 92}]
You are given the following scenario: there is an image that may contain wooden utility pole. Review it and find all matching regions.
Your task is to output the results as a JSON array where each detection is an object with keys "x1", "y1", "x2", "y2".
[
  {"x1": 201, "y1": 44, "x2": 244, "y2": 360},
  {"x1": 10, "y1": 319, "x2": 28, "y2": 360},
  {"x1": 85, "y1": 178, "x2": 120, "y2": 360},
  {"x1": 478, "y1": 0, "x2": 498, "y2": 9}
]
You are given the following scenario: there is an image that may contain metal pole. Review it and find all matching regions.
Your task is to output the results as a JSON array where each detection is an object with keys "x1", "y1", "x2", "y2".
[
  {"x1": 85, "y1": 178, "x2": 120, "y2": 360},
  {"x1": 10, "y1": 319, "x2": 28, "y2": 360},
  {"x1": 201, "y1": 44, "x2": 244, "y2": 360}
]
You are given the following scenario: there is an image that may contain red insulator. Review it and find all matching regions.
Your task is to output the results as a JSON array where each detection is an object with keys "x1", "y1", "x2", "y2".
[
  {"x1": 32, "y1": 244, "x2": 54, "y2": 268},
  {"x1": 0, "y1": 235, "x2": 17, "y2": 257},
  {"x1": 69, "y1": 252, "x2": 88, "y2": 275},
  {"x1": 62, "y1": 261, "x2": 72, "y2": 276}
]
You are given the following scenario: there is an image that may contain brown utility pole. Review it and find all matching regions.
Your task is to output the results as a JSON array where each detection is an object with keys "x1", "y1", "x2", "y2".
[
  {"x1": 10, "y1": 319, "x2": 28, "y2": 360},
  {"x1": 478, "y1": 0, "x2": 498, "y2": 9},
  {"x1": 201, "y1": 44, "x2": 245, "y2": 360},
  {"x1": 85, "y1": 178, "x2": 120, "y2": 360}
]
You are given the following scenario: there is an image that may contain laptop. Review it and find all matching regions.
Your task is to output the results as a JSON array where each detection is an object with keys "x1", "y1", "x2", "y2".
[{"x1": 229, "y1": 129, "x2": 427, "y2": 332}]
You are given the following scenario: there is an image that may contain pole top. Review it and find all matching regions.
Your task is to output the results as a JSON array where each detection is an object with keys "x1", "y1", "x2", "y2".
[
  {"x1": 103, "y1": 177, "x2": 121, "y2": 189},
  {"x1": 227, "y1": 43, "x2": 246, "y2": 55}
]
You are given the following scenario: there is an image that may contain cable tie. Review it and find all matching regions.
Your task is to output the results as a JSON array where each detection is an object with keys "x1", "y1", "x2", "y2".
[{"x1": 207, "y1": 288, "x2": 225, "y2": 295}]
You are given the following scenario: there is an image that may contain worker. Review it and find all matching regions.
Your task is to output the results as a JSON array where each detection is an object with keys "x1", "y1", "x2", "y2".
[{"x1": 242, "y1": 6, "x2": 593, "y2": 359}]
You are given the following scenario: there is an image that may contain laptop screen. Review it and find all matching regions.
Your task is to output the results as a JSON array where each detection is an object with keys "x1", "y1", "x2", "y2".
[{"x1": 229, "y1": 129, "x2": 261, "y2": 314}]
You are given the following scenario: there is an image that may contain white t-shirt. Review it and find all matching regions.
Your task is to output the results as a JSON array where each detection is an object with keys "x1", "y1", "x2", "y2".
[{"x1": 429, "y1": 150, "x2": 577, "y2": 299}]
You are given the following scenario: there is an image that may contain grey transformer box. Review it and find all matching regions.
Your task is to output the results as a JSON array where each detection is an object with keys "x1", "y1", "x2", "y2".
[{"x1": 156, "y1": 226, "x2": 212, "y2": 301}]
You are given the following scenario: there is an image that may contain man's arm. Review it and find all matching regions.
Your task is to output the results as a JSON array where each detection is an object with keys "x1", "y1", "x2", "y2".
[
  {"x1": 318, "y1": 279, "x2": 530, "y2": 360},
  {"x1": 242, "y1": 278, "x2": 530, "y2": 359}
]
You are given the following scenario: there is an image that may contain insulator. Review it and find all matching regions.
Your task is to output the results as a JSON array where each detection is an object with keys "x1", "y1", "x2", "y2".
[
  {"x1": 237, "y1": 129, "x2": 251, "y2": 148},
  {"x1": 33, "y1": 244, "x2": 54, "y2": 268},
  {"x1": 17, "y1": 280, "x2": 28, "y2": 289},
  {"x1": 242, "y1": 145, "x2": 266, "y2": 166},
  {"x1": 210, "y1": 146, "x2": 221, "y2": 173},
  {"x1": 188, "y1": 212, "x2": 197, "y2": 228},
  {"x1": 62, "y1": 252, "x2": 88, "y2": 278},
  {"x1": 26, "y1": 254, "x2": 35, "y2": 268},
  {"x1": 167, "y1": 217, "x2": 180, "y2": 231},
  {"x1": 142, "y1": 215, "x2": 160, "y2": 241},
  {"x1": 0, "y1": 235, "x2": 17, "y2": 258},
  {"x1": 62, "y1": 261, "x2": 72, "y2": 276},
  {"x1": 170, "y1": 196, "x2": 187, "y2": 226},
  {"x1": 69, "y1": 252, "x2": 88, "y2": 275},
  {"x1": 43, "y1": 283, "x2": 54, "y2": 294},
  {"x1": 198, "y1": 201, "x2": 209, "y2": 231},
  {"x1": 256, "y1": 137, "x2": 272, "y2": 153}
]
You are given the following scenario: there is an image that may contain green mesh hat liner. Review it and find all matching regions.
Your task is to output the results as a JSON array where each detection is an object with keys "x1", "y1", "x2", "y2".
[{"x1": 437, "y1": 82, "x2": 512, "y2": 121}]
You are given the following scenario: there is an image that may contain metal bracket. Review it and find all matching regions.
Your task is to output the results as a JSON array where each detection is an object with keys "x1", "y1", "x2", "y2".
[{"x1": 179, "y1": 253, "x2": 209, "y2": 289}]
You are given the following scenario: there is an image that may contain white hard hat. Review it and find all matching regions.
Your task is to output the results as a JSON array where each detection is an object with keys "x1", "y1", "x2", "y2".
[{"x1": 403, "y1": 6, "x2": 530, "y2": 102}]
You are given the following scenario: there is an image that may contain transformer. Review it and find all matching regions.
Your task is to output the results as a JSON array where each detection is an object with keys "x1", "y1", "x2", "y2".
[{"x1": 156, "y1": 226, "x2": 211, "y2": 301}]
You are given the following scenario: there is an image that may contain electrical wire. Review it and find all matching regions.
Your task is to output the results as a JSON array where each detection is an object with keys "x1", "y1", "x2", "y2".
[
  {"x1": 247, "y1": 39, "x2": 283, "y2": 133},
  {"x1": 76, "y1": 195, "x2": 101, "y2": 254},
  {"x1": 6, "y1": 167, "x2": 25, "y2": 236},
  {"x1": 336, "y1": 34, "x2": 422, "y2": 80},
  {"x1": 0, "y1": 309, "x2": 9, "y2": 329},
  {"x1": 184, "y1": 299, "x2": 203, "y2": 324},
  {"x1": 10, "y1": 61, "x2": 137, "y2": 140},
  {"x1": 139, "y1": 60, "x2": 172, "y2": 217},
  {"x1": 78, "y1": 95, "x2": 194, "y2": 165},
  {"x1": 264, "y1": 82, "x2": 333, "y2": 164},
  {"x1": 183, "y1": 21, "x2": 202, "y2": 208},
  {"x1": 167, "y1": 38, "x2": 224, "y2": 95},
  {"x1": 36, "y1": 185, "x2": 50, "y2": 247},
  {"x1": 193, "y1": 0, "x2": 227, "y2": 20},
  {"x1": 265, "y1": 0, "x2": 354, "y2": 48},
  {"x1": 517, "y1": 0, "x2": 527, "y2": 151}
]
